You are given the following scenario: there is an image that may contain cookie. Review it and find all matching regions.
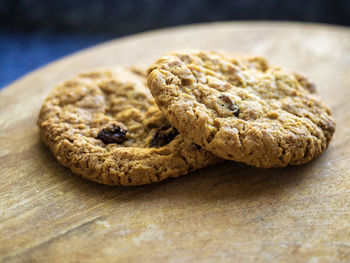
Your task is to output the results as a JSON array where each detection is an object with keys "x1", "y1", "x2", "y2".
[
  {"x1": 38, "y1": 67, "x2": 221, "y2": 186},
  {"x1": 147, "y1": 50, "x2": 335, "y2": 167}
]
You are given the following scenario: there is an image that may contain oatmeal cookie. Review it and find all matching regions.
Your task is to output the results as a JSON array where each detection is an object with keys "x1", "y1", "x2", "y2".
[
  {"x1": 38, "y1": 67, "x2": 220, "y2": 186},
  {"x1": 147, "y1": 50, "x2": 335, "y2": 167}
]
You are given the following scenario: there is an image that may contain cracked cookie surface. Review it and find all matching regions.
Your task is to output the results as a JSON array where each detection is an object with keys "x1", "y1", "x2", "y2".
[
  {"x1": 147, "y1": 50, "x2": 335, "y2": 167},
  {"x1": 38, "y1": 67, "x2": 221, "y2": 186}
]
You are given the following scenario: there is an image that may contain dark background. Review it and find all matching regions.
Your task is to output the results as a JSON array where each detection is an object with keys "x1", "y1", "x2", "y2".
[{"x1": 1, "y1": 0, "x2": 349, "y2": 88}]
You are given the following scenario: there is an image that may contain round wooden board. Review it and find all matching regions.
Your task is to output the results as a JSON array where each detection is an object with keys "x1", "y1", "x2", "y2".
[{"x1": 1, "y1": 22, "x2": 349, "y2": 263}]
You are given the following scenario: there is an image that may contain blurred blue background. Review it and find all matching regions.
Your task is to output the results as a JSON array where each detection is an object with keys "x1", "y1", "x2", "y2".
[{"x1": 1, "y1": 0, "x2": 349, "y2": 89}]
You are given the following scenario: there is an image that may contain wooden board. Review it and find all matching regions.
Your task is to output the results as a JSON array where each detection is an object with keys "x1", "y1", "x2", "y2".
[{"x1": 1, "y1": 22, "x2": 350, "y2": 263}]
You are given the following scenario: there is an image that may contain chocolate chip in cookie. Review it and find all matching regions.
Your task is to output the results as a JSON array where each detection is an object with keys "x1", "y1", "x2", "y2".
[
  {"x1": 150, "y1": 126, "x2": 179, "y2": 148},
  {"x1": 219, "y1": 95, "x2": 240, "y2": 117},
  {"x1": 97, "y1": 125, "x2": 128, "y2": 144}
]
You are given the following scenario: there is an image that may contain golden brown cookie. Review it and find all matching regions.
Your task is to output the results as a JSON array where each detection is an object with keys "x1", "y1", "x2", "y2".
[
  {"x1": 38, "y1": 67, "x2": 221, "y2": 186},
  {"x1": 147, "y1": 50, "x2": 335, "y2": 167}
]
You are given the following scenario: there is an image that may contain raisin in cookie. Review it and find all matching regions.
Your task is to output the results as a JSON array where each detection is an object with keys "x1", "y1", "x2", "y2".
[
  {"x1": 147, "y1": 50, "x2": 335, "y2": 168},
  {"x1": 38, "y1": 67, "x2": 221, "y2": 186}
]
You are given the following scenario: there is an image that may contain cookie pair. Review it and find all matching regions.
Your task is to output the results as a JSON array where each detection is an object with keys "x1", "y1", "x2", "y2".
[{"x1": 38, "y1": 50, "x2": 335, "y2": 186}]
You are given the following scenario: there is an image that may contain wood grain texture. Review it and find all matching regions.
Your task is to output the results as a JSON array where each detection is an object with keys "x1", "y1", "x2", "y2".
[{"x1": 0, "y1": 22, "x2": 350, "y2": 263}]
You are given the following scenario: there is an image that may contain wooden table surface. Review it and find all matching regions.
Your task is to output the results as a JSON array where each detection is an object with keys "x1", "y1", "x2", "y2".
[{"x1": 1, "y1": 22, "x2": 349, "y2": 263}]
